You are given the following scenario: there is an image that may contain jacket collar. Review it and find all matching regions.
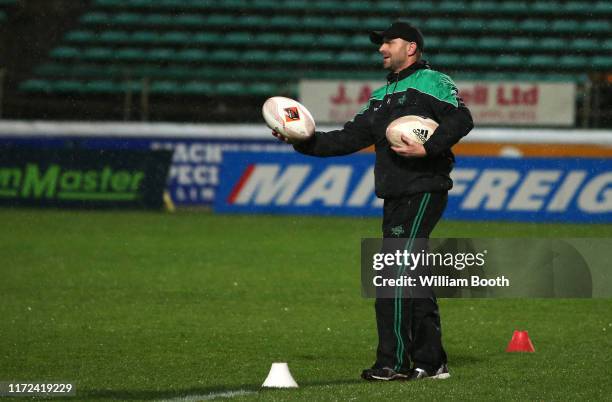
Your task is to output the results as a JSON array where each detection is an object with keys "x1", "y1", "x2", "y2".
[{"x1": 386, "y1": 59, "x2": 430, "y2": 83}]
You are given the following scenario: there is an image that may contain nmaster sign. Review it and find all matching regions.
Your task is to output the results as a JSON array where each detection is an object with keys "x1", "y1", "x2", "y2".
[
  {"x1": 215, "y1": 153, "x2": 612, "y2": 223},
  {"x1": 0, "y1": 164, "x2": 144, "y2": 201}
]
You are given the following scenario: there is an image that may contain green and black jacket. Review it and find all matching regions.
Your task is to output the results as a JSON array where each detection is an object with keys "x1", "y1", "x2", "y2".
[{"x1": 294, "y1": 60, "x2": 474, "y2": 199}]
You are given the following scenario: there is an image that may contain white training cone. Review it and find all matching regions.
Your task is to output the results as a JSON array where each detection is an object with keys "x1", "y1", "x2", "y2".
[{"x1": 262, "y1": 362, "x2": 299, "y2": 388}]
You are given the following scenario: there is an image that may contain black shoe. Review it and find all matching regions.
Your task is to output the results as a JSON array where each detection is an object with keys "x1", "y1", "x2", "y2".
[{"x1": 361, "y1": 367, "x2": 409, "y2": 381}]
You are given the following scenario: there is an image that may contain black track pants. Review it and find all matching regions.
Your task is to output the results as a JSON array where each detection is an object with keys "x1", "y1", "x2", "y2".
[{"x1": 374, "y1": 192, "x2": 448, "y2": 374}]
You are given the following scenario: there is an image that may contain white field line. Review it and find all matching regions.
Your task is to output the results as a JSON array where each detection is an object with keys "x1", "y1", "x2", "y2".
[{"x1": 158, "y1": 389, "x2": 256, "y2": 402}]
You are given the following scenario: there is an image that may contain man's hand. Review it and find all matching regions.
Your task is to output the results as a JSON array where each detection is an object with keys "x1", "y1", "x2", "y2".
[
  {"x1": 391, "y1": 134, "x2": 427, "y2": 158},
  {"x1": 271, "y1": 129, "x2": 290, "y2": 143}
]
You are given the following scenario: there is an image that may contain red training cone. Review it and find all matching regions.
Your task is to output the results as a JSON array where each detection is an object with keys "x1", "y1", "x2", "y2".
[{"x1": 506, "y1": 330, "x2": 535, "y2": 352}]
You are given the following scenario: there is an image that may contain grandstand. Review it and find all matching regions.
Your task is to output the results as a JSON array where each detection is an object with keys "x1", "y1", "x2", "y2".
[{"x1": 0, "y1": 0, "x2": 611, "y2": 124}]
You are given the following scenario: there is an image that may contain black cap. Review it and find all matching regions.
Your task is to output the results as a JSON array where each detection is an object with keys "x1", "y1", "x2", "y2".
[{"x1": 370, "y1": 21, "x2": 424, "y2": 51}]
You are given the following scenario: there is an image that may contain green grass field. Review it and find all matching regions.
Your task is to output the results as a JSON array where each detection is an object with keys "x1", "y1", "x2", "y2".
[{"x1": 1, "y1": 208, "x2": 611, "y2": 401}]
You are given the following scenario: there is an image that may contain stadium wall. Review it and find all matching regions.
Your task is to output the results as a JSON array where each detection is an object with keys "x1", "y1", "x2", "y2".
[{"x1": 0, "y1": 121, "x2": 611, "y2": 222}]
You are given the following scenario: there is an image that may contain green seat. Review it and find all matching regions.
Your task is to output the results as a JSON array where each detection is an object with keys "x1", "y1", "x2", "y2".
[
  {"x1": 527, "y1": 55, "x2": 557, "y2": 68},
  {"x1": 304, "y1": 51, "x2": 333, "y2": 64},
  {"x1": 274, "y1": 51, "x2": 301, "y2": 64},
  {"x1": 536, "y1": 37, "x2": 564, "y2": 51},
  {"x1": 131, "y1": 31, "x2": 160, "y2": 43},
  {"x1": 602, "y1": 39, "x2": 612, "y2": 51},
  {"x1": 463, "y1": 54, "x2": 494, "y2": 67},
  {"x1": 349, "y1": 35, "x2": 371, "y2": 48},
  {"x1": 558, "y1": 55, "x2": 588, "y2": 69},
  {"x1": 302, "y1": 16, "x2": 331, "y2": 29},
  {"x1": 144, "y1": 14, "x2": 173, "y2": 26},
  {"x1": 159, "y1": 31, "x2": 190, "y2": 44},
  {"x1": 20, "y1": 79, "x2": 52, "y2": 93},
  {"x1": 243, "y1": 50, "x2": 271, "y2": 64},
  {"x1": 51, "y1": 46, "x2": 79, "y2": 59},
  {"x1": 378, "y1": 0, "x2": 403, "y2": 12},
  {"x1": 594, "y1": 1, "x2": 612, "y2": 14},
  {"x1": 424, "y1": 18, "x2": 455, "y2": 31},
  {"x1": 424, "y1": 36, "x2": 442, "y2": 50},
  {"x1": 250, "y1": 0, "x2": 277, "y2": 10},
  {"x1": 99, "y1": 30, "x2": 131, "y2": 43},
  {"x1": 312, "y1": 0, "x2": 344, "y2": 12},
  {"x1": 404, "y1": 1, "x2": 434, "y2": 13},
  {"x1": 82, "y1": 47, "x2": 113, "y2": 60},
  {"x1": 34, "y1": 63, "x2": 66, "y2": 76},
  {"x1": 498, "y1": 1, "x2": 529, "y2": 14},
  {"x1": 438, "y1": 0, "x2": 468, "y2": 13},
  {"x1": 146, "y1": 48, "x2": 175, "y2": 62},
  {"x1": 530, "y1": 1, "x2": 559, "y2": 14},
  {"x1": 94, "y1": 0, "x2": 123, "y2": 7},
  {"x1": 551, "y1": 19, "x2": 579, "y2": 33},
  {"x1": 445, "y1": 37, "x2": 472, "y2": 50},
  {"x1": 495, "y1": 54, "x2": 523, "y2": 68},
  {"x1": 268, "y1": 15, "x2": 300, "y2": 28},
  {"x1": 571, "y1": 38, "x2": 599, "y2": 52},
  {"x1": 471, "y1": 1, "x2": 497, "y2": 14},
  {"x1": 583, "y1": 20, "x2": 611, "y2": 33},
  {"x1": 458, "y1": 19, "x2": 485, "y2": 31},
  {"x1": 65, "y1": 30, "x2": 95, "y2": 43},
  {"x1": 477, "y1": 37, "x2": 506, "y2": 50},
  {"x1": 206, "y1": 14, "x2": 234, "y2": 27},
  {"x1": 485, "y1": 19, "x2": 515, "y2": 31},
  {"x1": 114, "y1": 48, "x2": 146, "y2": 61},
  {"x1": 333, "y1": 16, "x2": 360, "y2": 29},
  {"x1": 84, "y1": 80, "x2": 121, "y2": 94},
  {"x1": 346, "y1": 1, "x2": 371, "y2": 13},
  {"x1": 507, "y1": 37, "x2": 535, "y2": 50},
  {"x1": 319, "y1": 34, "x2": 346, "y2": 48},
  {"x1": 216, "y1": 82, "x2": 243, "y2": 96},
  {"x1": 209, "y1": 49, "x2": 239, "y2": 63},
  {"x1": 80, "y1": 12, "x2": 109, "y2": 25},
  {"x1": 150, "y1": 80, "x2": 179, "y2": 94},
  {"x1": 181, "y1": 81, "x2": 214, "y2": 95},
  {"x1": 255, "y1": 33, "x2": 284, "y2": 46},
  {"x1": 362, "y1": 17, "x2": 389, "y2": 31},
  {"x1": 175, "y1": 49, "x2": 206, "y2": 62},
  {"x1": 431, "y1": 53, "x2": 461, "y2": 67},
  {"x1": 335, "y1": 51, "x2": 364, "y2": 65},
  {"x1": 53, "y1": 80, "x2": 84, "y2": 93},
  {"x1": 591, "y1": 56, "x2": 612, "y2": 69},
  {"x1": 160, "y1": 65, "x2": 193, "y2": 79},
  {"x1": 113, "y1": 13, "x2": 142, "y2": 25},
  {"x1": 192, "y1": 32, "x2": 220, "y2": 44},
  {"x1": 225, "y1": 32, "x2": 254, "y2": 45},
  {"x1": 237, "y1": 15, "x2": 266, "y2": 28},
  {"x1": 286, "y1": 33, "x2": 316, "y2": 47},
  {"x1": 563, "y1": 1, "x2": 590, "y2": 14},
  {"x1": 280, "y1": 0, "x2": 308, "y2": 10},
  {"x1": 175, "y1": 14, "x2": 205, "y2": 26},
  {"x1": 519, "y1": 19, "x2": 550, "y2": 32}
]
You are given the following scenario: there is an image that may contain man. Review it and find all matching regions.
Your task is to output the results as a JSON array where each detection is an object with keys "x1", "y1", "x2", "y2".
[{"x1": 272, "y1": 21, "x2": 473, "y2": 381}]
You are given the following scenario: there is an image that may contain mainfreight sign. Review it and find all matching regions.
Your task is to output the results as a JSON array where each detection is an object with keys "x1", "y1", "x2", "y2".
[
  {"x1": 215, "y1": 152, "x2": 612, "y2": 223},
  {"x1": 0, "y1": 148, "x2": 172, "y2": 208}
]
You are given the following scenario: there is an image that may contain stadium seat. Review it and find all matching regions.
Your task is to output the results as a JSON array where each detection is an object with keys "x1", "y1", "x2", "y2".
[
  {"x1": 181, "y1": 81, "x2": 214, "y2": 95},
  {"x1": 243, "y1": 50, "x2": 272, "y2": 64},
  {"x1": 495, "y1": 54, "x2": 524, "y2": 68},
  {"x1": 255, "y1": 33, "x2": 284, "y2": 47},
  {"x1": 591, "y1": 56, "x2": 612, "y2": 69},
  {"x1": 536, "y1": 37, "x2": 564, "y2": 51},
  {"x1": 571, "y1": 38, "x2": 599, "y2": 52},
  {"x1": 424, "y1": 18, "x2": 455, "y2": 32},
  {"x1": 65, "y1": 31, "x2": 96, "y2": 43},
  {"x1": 551, "y1": 19, "x2": 579, "y2": 33},
  {"x1": 51, "y1": 47, "x2": 80, "y2": 59},
  {"x1": 114, "y1": 48, "x2": 146, "y2": 61},
  {"x1": 225, "y1": 32, "x2": 254, "y2": 45},
  {"x1": 304, "y1": 51, "x2": 334, "y2": 64},
  {"x1": 463, "y1": 54, "x2": 495, "y2": 68},
  {"x1": 150, "y1": 81, "x2": 179, "y2": 94},
  {"x1": 444, "y1": 37, "x2": 472, "y2": 50},
  {"x1": 519, "y1": 19, "x2": 550, "y2": 32},
  {"x1": 99, "y1": 30, "x2": 131, "y2": 43},
  {"x1": 159, "y1": 31, "x2": 191, "y2": 44},
  {"x1": 274, "y1": 51, "x2": 301, "y2": 64},
  {"x1": 484, "y1": 19, "x2": 515, "y2": 32},
  {"x1": 80, "y1": 12, "x2": 110, "y2": 25},
  {"x1": 286, "y1": 33, "x2": 317, "y2": 47},
  {"x1": 558, "y1": 55, "x2": 588, "y2": 69},
  {"x1": 530, "y1": 1, "x2": 560, "y2": 14},
  {"x1": 582, "y1": 20, "x2": 611, "y2": 33},
  {"x1": 527, "y1": 55, "x2": 557, "y2": 68},
  {"x1": 471, "y1": 1, "x2": 497, "y2": 14},
  {"x1": 209, "y1": 49, "x2": 239, "y2": 63},
  {"x1": 507, "y1": 37, "x2": 535, "y2": 51},
  {"x1": 131, "y1": 31, "x2": 160, "y2": 44},
  {"x1": 477, "y1": 37, "x2": 506, "y2": 50},
  {"x1": 53, "y1": 80, "x2": 83, "y2": 93},
  {"x1": 175, "y1": 49, "x2": 206, "y2": 63},
  {"x1": 192, "y1": 32, "x2": 220, "y2": 45},
  {"x1": 20, "y1": 79, "x2": 52, "y2": 93}
]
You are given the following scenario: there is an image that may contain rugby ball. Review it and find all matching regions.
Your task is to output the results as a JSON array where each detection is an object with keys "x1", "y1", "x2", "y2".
[
  {"x1": 386, "y1": 115, "x2": 439, "y2": 147},
  {"x1": 262, "y1": 96, "x2": 315, "y2": 142}
]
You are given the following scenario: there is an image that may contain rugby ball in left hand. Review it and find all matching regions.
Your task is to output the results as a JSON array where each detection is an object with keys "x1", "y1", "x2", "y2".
[
  {"x1": 386, "y1": 115, "x2": 439, "y2": 147},
  {"x1": 262, "y1": 96, "x2": 315, "y2": 142}
]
